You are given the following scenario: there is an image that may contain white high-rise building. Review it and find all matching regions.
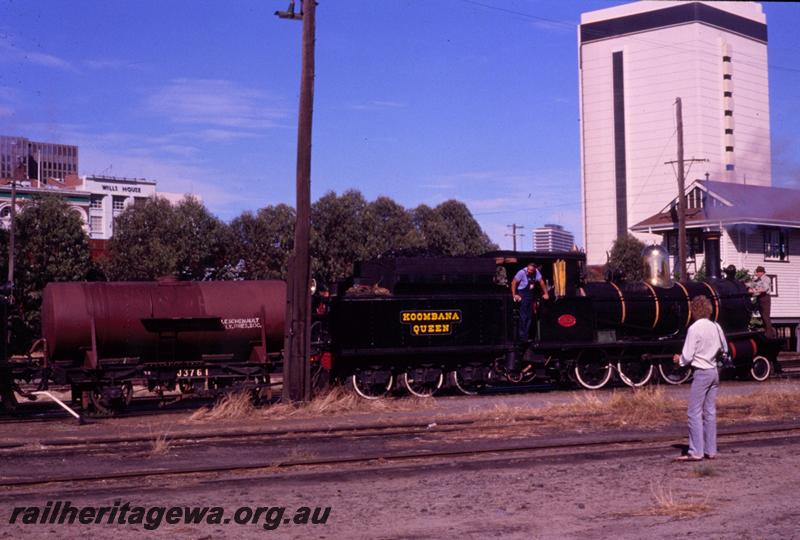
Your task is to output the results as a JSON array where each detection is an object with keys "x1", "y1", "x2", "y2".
[
  {"x1": 533, "y1": 224, "x2": 575, "y2": 252},
  {"x1": 578, "y1": 1, "x2": 770, "y2": 264}
]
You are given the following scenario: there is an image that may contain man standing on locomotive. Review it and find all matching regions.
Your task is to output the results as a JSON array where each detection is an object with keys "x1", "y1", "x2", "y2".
[
  {"x1": 748, "y1": 266, "x2": 774, "y2": 339},
  {"x1": 673, "y1": 295, "x2": 727, "y2": 461},
  {"x1": 511, "y1": 262, "x2": 549, "y2": 341}
]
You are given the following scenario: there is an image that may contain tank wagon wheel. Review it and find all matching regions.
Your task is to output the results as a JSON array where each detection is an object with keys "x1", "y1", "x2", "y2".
[
  {"x1": 0, "y1": 386, "x2": 18, "y2": 413},
  {"x1": 617, "y1": 359, "x2": 654, "y2": 388},
  {"x1": 749, "y1": 355, "x2": 772, "y2": 382},
  {"x1": 400, "y1": 366, "x2": 444, "y2": 398},
  {"x1": 88, "y1": 382, "x2": 133, "y2": 416},
  {"x1": 657, "y1": 361, "x2": 692, "y2": 385},
  {"x1": 347, "y1": 369, "x2": 394, "y2": 400},
  {"x1": 573, "y1": 352, "x2": 613, "y2": 390}
]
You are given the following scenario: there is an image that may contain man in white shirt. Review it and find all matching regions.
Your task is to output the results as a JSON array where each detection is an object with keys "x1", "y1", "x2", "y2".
[{"x1": 672, "y1": 295, "x2": 727, "y2": 461}]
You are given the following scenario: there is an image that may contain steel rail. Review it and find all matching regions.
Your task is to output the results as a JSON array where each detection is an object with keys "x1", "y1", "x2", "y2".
[{"x1": 3, "y1": 423, "x2": 800, "y2": 489}]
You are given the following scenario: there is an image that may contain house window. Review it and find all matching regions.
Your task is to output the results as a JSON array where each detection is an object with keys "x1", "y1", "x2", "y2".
[
  {"x1": 764, "y1": 229, "x2": 788, "y2": 261},
  {"x1": 767, "y1": 275, "x2": 778, "y2": 296},
  {"x1": 664, "y1": 232, "x2": 704, "y2": 259},
  {"x1": 687, "y1": 187, "x2": 704, "y2": 209}
]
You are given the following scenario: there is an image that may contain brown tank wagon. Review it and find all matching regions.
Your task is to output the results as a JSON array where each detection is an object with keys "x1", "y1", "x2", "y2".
[{"x1": 39, "y1": 280, "x2": 286, "y2": 413}]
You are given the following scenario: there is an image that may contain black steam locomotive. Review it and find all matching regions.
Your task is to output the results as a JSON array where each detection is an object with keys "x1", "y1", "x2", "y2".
[{"x1": 325, "y1": 239, "x2": 778, "y2": 398}]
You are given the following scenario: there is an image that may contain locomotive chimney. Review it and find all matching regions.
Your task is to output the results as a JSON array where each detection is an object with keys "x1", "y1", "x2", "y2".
[{"x1": 703, "y1": 231, "x2": 721, "y2": 280}]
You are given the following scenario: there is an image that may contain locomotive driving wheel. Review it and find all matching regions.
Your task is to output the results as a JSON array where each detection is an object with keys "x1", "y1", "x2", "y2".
[
  {"x1": 658, "y1": 360, "x2": 692, "y2": 385},
  {"x1": 347, "y1": 368, "x2": 394, "y2": 400},
  {"x1": 448, "y1": 364, "x2": 487, "y2": 396},
  {"x1": 749, "y1": 355, "x2": 771, "y2": 382},
  {"x1": 617, "y1": 358, "x2": 654, "y2": 387},
  {"x1": 573, "y1": 351, "x2": 612, "y2": 390},
  {"x1": 400, "y1": 366, "x2": 444, "y2": 398}
]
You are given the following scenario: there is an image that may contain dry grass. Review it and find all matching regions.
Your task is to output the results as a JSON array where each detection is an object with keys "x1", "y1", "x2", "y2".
[
  {"x1": 718, "y1": 389, "x2": 800, "y2": 422},
  {"x1": 150, "y1": 433, "x2": 171, "y2": 456},
  {"x1": 189, "y1": 392, "x2": 255, "y2": 422},
  {"x1": 691, "y1": 463, "x2": 718, "y2": 478},
  {"x1": 647, "y1": 481, "x2": 711, "y2": 518},
  {"x1": 536, "y1": 387, "x2": 682, "y2": 429},
  {"x1": 187, "y1": 386, "x2": 434, "y2": 423}
]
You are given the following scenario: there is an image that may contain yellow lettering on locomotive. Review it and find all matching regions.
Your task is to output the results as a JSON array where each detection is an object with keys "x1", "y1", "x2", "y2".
[{"x1": 401, "y1": 310, "x2": 461, "y2": 336}]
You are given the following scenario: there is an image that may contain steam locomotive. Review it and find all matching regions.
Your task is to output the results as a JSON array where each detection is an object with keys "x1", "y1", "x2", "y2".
[
  {"x1": 0, "y1": 234, "x2": 778, "y2": 413},
  {"x1": 325, "y1": 238, "x2": 777, "y2": 399}
]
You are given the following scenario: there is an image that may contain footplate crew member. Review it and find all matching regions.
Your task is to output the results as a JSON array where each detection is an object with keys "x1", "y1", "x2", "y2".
[{"x1": 511, "y1": 263, "x2": 549, "y2": 341}]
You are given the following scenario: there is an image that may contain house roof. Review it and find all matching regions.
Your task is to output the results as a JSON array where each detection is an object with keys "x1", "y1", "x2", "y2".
[{"x1": 631, "y1": 180, "x2": 800, "y2": 232}]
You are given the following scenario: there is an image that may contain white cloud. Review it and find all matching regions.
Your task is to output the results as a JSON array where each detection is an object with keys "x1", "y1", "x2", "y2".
[
  {"x1": 83, "y1": 58, "x2": 146, "y2": 70},
  {"x1": 0, "y1": 37, "x2": 74, "y2": 71},
  {"x1": 146, "y1": 79, "x2": 289, "y2": 131},
  {"x1": 349, "y1": 99, "x2": 407, "y2": 111}
]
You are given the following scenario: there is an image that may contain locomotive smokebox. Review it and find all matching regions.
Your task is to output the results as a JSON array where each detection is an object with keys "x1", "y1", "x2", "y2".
[{"x1": 703, "y1": 231, "x2": 722, "y2": 280}]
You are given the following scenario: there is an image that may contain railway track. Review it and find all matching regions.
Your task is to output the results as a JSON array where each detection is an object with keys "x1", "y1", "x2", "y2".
[{"x1": 3, "y1": 420, "x2": 800, "y2": 490}]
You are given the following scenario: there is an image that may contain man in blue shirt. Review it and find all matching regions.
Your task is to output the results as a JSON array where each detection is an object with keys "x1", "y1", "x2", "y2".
[{"x1": 511, "y1": 262, "x2": 549, "y2": 341}]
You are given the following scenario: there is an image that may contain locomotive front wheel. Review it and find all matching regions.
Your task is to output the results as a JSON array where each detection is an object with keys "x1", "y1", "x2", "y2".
[
  {"x1": 347, "y1": 370, "x2": 394, "y2": 400},
  {"x1": 750, "y1": 356, "x2": 772, "y2": 382},
  {"x1": 617, "y1": 360, "x2": 654, "y2": 388},
  {"x1": 658, "y1": 361, "x2": 692, "y2": 385},
  {"x1": 400, "y1": 367, "x2": 444, "y2": 398},
  {"x1": 573, "y1": 354, "x2": 612, "y2": 390}
]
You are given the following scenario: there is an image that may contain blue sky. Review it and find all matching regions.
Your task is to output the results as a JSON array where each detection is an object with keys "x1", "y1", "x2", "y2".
[{"x1": 1, "y1": 0, "x2": 799, "y2": 249}]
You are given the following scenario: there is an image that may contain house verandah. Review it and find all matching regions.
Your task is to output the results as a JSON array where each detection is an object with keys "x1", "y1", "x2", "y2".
[{"x1": 632, "y1": 180, "x2": 800, "y2": 352}]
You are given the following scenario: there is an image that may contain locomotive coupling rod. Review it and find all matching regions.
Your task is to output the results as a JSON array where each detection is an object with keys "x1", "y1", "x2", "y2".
[
  {"x1": 32, "y1": 391, "x2": 84, "y2": 425},
  {"x1": 640, "y1": 353, "x2": 674, "y2": 361}
]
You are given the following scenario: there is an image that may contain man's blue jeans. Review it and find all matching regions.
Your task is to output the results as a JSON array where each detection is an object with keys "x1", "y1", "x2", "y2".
[{"x1": 687, "y1": 367, "x2": 719, "y2": 458}]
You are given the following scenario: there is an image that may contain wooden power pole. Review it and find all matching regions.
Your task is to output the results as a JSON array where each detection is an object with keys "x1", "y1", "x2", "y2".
[
  {"x1": 506, "y1": 224, "x2": 525, "y2": 252},
  {"x1": 277, "y1": 0, "x2": 316, "y2": 402},
  {"x1": 675, "y1": 97, "x2": 687, "y2": 282}
]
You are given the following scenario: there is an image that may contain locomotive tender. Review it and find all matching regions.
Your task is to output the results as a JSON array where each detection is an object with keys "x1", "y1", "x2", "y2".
[{"x1": 0, "y1": 233, "x2": 778, "y2": 413}]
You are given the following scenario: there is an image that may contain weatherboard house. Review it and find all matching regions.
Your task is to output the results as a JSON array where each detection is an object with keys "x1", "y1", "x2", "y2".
[{"x1": 631, "y1": 179, "x2": 800, "y2": 351}]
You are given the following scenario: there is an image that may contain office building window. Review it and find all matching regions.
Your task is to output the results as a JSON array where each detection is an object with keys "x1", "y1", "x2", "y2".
[
  {"x1": 112, "y1": 196, "x2": 125, "y2": 212},
  {"x1": 90, "y1": 215, "x2": 103, "y2": 233},
  {"x1": 90, "y1": 196, "x2": 103, "y2": 209}
]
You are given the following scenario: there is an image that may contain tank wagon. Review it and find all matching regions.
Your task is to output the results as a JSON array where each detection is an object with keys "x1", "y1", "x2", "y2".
[{"x1": 29, "y1": 280, "x2": 285, "y2": 413}]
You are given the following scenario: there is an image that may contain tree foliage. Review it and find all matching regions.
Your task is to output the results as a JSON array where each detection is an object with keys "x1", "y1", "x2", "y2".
[
  {"x1": 104, "y1": 196, "x2": 229, "y2": 281},
  {"x1": 12, "y1": 195, "x2": 91, "y2": 348},
  {"x1": 605, "y1": 234, "x2": 646, "y2": 282},
  {"x1": 229, "y1": 204, "x2": 295, "y2": 280},
  {"x1": 311, "y1": 190, "x2": 369, "y2": 284},
  {"x1": 414, "y1": 200, "x2": 495, "y2": 256}
]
